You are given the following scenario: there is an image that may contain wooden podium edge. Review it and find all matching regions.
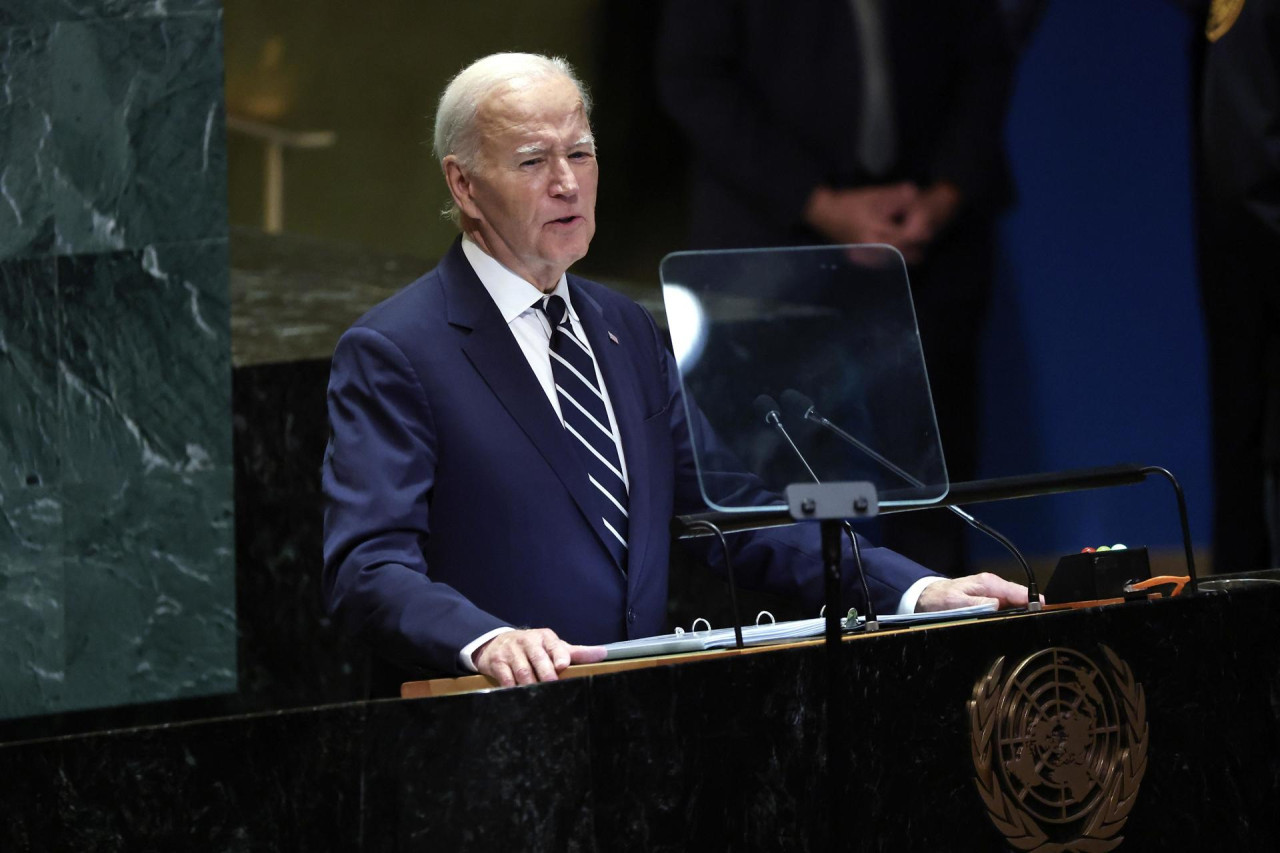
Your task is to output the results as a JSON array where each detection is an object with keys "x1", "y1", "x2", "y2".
[
  {"x1": 401, "y1": 644, "x2": 755, "y2": 699},
  {"x1": 398, "y1": 602, "x2": 1124, "y2": 700}
]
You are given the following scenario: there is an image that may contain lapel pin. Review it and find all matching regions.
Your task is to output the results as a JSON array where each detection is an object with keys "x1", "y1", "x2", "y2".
[{"x1": 608, "y1": 331, "x2": 619, "y2": 345}]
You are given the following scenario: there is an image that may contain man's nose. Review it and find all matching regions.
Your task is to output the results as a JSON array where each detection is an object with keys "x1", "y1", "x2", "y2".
[{"x1": 549, "y1": 157, "x2": 578, "y2": 196}]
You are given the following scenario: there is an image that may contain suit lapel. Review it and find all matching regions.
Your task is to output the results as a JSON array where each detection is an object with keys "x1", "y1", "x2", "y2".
[
  {"x1": 573, "y1": 284, "x2": 654, "y2": 584},
  {"x1": 441, "y1": 243, "x2": 622, "y2": 568}
]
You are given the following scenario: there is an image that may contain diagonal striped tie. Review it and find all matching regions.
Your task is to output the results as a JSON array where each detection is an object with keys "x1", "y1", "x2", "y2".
[{"x1": 537, "y1": 294, "x2": 629, "y2": 571}]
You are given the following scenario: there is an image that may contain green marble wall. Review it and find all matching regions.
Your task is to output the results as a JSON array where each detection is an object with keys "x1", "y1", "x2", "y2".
[{"x1": 0, "y1": 0, "x2": 235, "y2": 719}]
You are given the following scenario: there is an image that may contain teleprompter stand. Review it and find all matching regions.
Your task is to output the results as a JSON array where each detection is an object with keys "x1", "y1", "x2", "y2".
[
  {"x1": 784, "y1": 481, "x2": 880, "y2": 646},
  {"x1": 783, "y1": 480, "x2": 879, "y2": 848}
]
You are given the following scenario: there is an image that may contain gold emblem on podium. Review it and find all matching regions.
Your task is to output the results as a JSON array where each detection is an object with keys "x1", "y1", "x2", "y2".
[
  {"x1": 1206, "y1": 0, "x2": 1244, "y2": 42},
  {"x1": 969, "y1": 646, "x2": 1148, "y2": 852}
]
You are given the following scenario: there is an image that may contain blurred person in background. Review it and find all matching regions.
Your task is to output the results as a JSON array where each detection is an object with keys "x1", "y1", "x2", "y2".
[
  {"x1": 656, "y1": 0, "x2": 1017, "y2": 575},
  {"x1": 1190, "y1": 0, "x2": 1280, "y2": 571}
]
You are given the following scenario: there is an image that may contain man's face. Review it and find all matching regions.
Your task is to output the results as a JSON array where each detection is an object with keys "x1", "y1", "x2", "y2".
[{"x1": 446, "y1": 75, "x2": 598, "y2": 292}]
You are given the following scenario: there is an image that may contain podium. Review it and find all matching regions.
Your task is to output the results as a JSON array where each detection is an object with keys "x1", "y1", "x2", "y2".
[
  {"x1": 381, "y1": 583, "x2": 1280, "y2": 851},
  {"x1": 4, "y1": 581, "x2": 1279, "y2": 849}
]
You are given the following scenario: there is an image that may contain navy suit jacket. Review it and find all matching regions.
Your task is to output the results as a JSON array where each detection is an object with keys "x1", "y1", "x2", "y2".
[{"x1": 322, "y1": 240, "x2": 935, "y2": 674}]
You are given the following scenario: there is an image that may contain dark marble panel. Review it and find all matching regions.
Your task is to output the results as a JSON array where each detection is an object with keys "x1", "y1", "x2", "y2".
[
  {"x1": 367, "y1": 686, "x2": 597, "y2": 852},
  {"x1": 0, "y1": 1, "x2": 221, "y2": 28},
  {"x1": 56, "y1": 242, "x2": 231, "y2": 480},
  {"x1": 0, "y1": 25, "x2": 56, "y2": 259},
  {"x1": 47, "y1": 15, "x2": 226, "y2": 255},
  {"x1": 590, "y1": 650, "x2": 828, "y2": 852},
  {"x1": 0, "y1": 485, "x2": 65, "y2": 719},
  {"x1": 0, "y1": 256, "x2": 60, "y2": 489},
  {"x1": 0, "y1": 256, "x2": 65, "y2": 720},
  {"x1": 61, "y1": 469, "x2": 235, "y2": 712},
  {"x1": 0, "y1": 701, "x2": 367, "y2": 852},
  {"x1": 232, "y1": 358, "x2": 372, "y2": 708},
  {"x1": 52, "y1": 242, "x2": 235, "y2": 714}
]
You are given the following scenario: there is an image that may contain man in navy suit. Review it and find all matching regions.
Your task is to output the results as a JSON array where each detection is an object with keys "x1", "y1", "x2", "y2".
[{"x1": 322, "y1": 53, "x2": 1030, "y2": 687}]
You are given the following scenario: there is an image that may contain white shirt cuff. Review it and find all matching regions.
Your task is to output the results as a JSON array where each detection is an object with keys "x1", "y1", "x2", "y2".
[
  {"x1": 896, "y1": 576, "x2": 944, "y2": 615},
  {"x1": 458, "y1": 626, "x2": 515, "y2": 672}
]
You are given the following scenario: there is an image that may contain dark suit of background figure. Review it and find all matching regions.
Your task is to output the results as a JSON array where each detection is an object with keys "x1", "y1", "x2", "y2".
[
  {"x1": 1193, "y1": 0, "x2": 1280, "y2": 571},
  {"x1": 322, "y1": 239, "x2": 936, "y2": 676},
  {"x1": 656, "y1": 0, "x2": 1016, "y2": 575}
]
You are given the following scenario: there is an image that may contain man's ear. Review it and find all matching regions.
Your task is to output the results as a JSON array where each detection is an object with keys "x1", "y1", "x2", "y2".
[{"x1": 443, "y1": 155, "x2": 482, "y2": 221}]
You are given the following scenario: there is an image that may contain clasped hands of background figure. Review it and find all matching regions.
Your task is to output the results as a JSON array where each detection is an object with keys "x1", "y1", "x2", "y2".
[
  {"x1": 472, "y1": 571, "x2": 1033, "y2": 687},
  {"x1": 803, "y1": 181, "x2": 961, "y2": 265}
]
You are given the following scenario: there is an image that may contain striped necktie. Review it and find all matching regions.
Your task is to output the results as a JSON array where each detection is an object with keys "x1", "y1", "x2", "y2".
[{"x1": 537, "y1": 294, "x2": 629, "y2": 571}]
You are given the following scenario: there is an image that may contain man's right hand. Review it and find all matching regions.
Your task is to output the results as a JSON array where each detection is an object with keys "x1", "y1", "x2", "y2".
[
  {"x1": 472, "y1": 628, "x2": 606, "y2": 687},
  {"x1": 915, "y1": 572, "x2": 1039, "y2": 612}
]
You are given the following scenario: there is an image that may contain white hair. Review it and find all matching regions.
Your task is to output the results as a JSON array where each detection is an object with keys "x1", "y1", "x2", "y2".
[{"x1": 434, "y1": 52, "x2": 592, "y2": 225}]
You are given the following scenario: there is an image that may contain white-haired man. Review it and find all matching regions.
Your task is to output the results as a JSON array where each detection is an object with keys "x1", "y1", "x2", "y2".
[{"x1": 322, "y1": 53, "x2": 1031, "y2": 688}]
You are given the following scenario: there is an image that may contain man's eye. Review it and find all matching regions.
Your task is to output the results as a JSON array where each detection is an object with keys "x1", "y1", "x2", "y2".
[
  {"x1": 520, "y1": 158, "x2": 542, "y2": 167},
  {"x1": 569, "y1": 151, "x2": 592, "y2": 160}
]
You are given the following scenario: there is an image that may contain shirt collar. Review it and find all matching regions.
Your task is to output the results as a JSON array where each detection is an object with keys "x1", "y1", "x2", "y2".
[{"x1": 461, "y1": 236, "x2": 572, "y2": 325}]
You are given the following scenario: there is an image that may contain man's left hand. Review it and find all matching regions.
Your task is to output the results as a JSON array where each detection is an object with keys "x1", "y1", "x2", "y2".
[{"x1": 915, "y1": 572, "x2": 1039, "y2": 612}]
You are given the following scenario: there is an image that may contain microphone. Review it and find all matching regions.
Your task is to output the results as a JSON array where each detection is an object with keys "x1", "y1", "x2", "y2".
[
  {"x1": 753, "y1": 394, "x2": 879, "y2": 630},
  {"x1": 780, "y1": 389, "x2": 918, "y2": 488},
  {"x1": 753, "y1": 394, "x2": 819, "y2": 482},
  {"x1": 751, "y1": 393, "x2": 781, "y2": 425},
  {"x1": 780, "y1": 389, "x2": 1043, "y2": 612}
]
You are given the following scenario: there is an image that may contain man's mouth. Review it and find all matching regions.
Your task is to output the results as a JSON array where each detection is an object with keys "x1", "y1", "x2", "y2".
[{"x1": 549, "y1": 215, "x2": 580, "y2": 225}]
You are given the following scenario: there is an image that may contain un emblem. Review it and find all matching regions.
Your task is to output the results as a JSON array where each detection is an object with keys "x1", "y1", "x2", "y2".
[{"x1": 969, "y1": 646, "x2": 1149, "y2": 852}]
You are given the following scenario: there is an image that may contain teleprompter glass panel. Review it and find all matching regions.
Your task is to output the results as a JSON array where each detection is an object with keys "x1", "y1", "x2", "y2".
[{"x1": 659, "y1": 245, "x2": 948, "y2": 512}]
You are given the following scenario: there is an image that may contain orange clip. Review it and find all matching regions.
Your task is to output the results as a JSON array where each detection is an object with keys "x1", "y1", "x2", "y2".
[{"x1": 1122, "y1": 575, "x2": 1190, "y2": 598}]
